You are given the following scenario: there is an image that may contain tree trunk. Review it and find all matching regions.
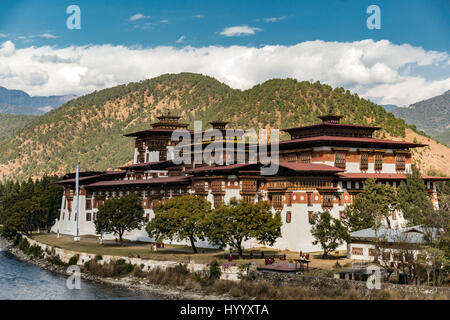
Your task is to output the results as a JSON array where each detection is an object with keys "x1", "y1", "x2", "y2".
[
  {"x1": 323, "y1": 248, "x2": 328, "y2": 259},
  {"x1": 119, "y1": 233, "x2": 123, "y2": 246},
  {"x1": 238, "y1": 246, "x2": 243, "y2": 259},
  {"x1": 189, "y1": 236, "x2": 198, "y2": 253}
]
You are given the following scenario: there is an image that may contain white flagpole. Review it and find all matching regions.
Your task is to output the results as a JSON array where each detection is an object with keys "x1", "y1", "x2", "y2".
[{"x1": 74, "y1": 163, "x2": 80, "y2": 241}]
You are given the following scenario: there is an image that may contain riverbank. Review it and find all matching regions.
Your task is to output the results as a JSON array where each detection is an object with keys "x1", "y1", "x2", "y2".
[{"x1": 1, "y1": 236, "x2": 231, "y2": 300}]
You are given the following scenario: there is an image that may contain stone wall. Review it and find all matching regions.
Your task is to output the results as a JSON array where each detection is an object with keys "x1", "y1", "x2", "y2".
[
  {"x1": 255, "y1": 270, "x2": 450, "y2": 299},
  {"x1": 23, "y1": 236, "x2": 242, "y2": 281}
]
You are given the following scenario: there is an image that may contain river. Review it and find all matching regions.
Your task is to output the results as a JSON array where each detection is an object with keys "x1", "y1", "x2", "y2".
[{"x1": 0, "y1": 240, "x2": 159, "y2": 300}]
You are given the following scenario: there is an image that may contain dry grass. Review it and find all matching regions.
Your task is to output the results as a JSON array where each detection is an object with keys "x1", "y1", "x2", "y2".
[{"x1": 33, "y1": 233, "x2": 350, "y2": 270}]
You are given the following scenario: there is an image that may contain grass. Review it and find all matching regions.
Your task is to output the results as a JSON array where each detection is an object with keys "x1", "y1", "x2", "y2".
[{"x1": 32, "y1": 233, "x2": 351, "y2": 270}]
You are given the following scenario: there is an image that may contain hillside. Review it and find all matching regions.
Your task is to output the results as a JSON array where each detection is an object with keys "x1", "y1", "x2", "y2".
[
  {"x1": 0, "y1": 86, "x2": 75, "y2": 115},
  {"x1": 392, "y1": 89, "x2": 450, "y2": 137},
  {"x1": 435, "y1": 130, "x2": 450, "y2": 146},
  {"x1": 0, "y1": 73, "x2": 449, "y2": 180},
  {"x1": 0, "y1": 114, "x2": 37, "y2": 141}
]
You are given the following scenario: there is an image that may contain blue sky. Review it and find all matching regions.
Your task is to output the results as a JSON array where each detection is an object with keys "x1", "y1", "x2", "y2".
[
  {"x1": 0, "y1": 0, "x2": 448, "y2": 106},
  {"x1": 1, "y1": 0, "x2": 448, "y2": 51}
]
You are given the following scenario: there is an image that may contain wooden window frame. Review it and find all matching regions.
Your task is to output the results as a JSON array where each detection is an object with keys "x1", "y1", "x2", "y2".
[
  {"x1": 360, "y1": 152, "x2": 369, "y2": 171},
  {"x1": 375, "y1": 153, "x2": 383, "y2": 172},
  {"x1": 300, "y1": 151, "x2": 312, "y2": 163},
  {"x1": 334, "y1": 151, "x2": 346, "y2": 169}
]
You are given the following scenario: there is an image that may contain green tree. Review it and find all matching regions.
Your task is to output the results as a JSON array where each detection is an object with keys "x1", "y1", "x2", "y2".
[
  {"x1": 397, "y1": 164, "x2": 434, "y2": 225},
  {"x1": 310, "y1": 211, "x2": 350, "y2": 258},
  {"x1": 343, "y1": 178, "x2": 398, "y2": 232},
  {"x1": 146, "y1": 195, "x2": 211, "y2": 253},
  {"x1": 206, "y1": 198, "x2": 282, "y2": 258},
  {"x1": 94, "y1": 194, "x2": 145, "y2": 245}
]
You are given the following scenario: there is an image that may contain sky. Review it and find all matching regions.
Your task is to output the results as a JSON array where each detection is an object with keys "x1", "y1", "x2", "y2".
[{"x1": 0, "y1": 0, "x2": 449, "y2": 106}]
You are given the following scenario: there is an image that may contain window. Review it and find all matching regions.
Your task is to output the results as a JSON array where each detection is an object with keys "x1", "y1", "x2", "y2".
[
  {"x1": 375, "y1": 153, "x2": 383, "y2": 171},
  {"x1": 286, "y1": 211, "x2": 292, "y2": 223},
  {"x1": 369, "y1": 248, "x2": 377, "y2": 257},
  {"x1": 145, "y1": 214, "x2": 150, "y2": 222},
  {"x1": 300, "y1": 151, "x2": 311, "y2": 163},
  {"x1": 360, "y1": 152, "x2": 369, "y2": 171},
  {"x1": 213, "y1": 195, "x2": 224, "y2": 208},
  {"x1": 93, "y1": 213, "x2": 96, "y2": 221},
  {"x1": 395, "y1": 154, "x2": 406, "y2": 172},
  {"x1": 307, "y1": 193, "x2": 313, "y2": 207},
  {"x1": 352, "y1": 247, "x2": 363, "y2": 255},
  {"x1": 286, "y1": 153, "x2": 297, "y2": 162},
  {"x1": 85, "y1": 199, "x2": 92, "y2": 210},
  {"x1": 286, "y1": 193, "x2": 292, "y2": 206},
  {"x1": 62, "y1": 212, "x2": 65, "y2": 220},
  {"x1": 68, "y1": 212, "x2": 71, "y2": 220},
  {"x1": 159, "y1": 150, "x2": 167, "y2": 161},
  {"x1": 271, "y1": 194, "x2": 283, "y2": 209},
  {"x1": 322, "y1": 194, "x2": 333, "y2": 208},
  {"x1": 308, "y1": 211, "x2": 314, "y2": 223},
  {"x1": 86, "y1": 212, "x2": 91, "y2": 221},
  {"x1": 243, "y1": 195, "x2": 254, "y2": 204},
  {"x1": 339, "y1": 211, "x2": 344, "y2": 221},
  {"x1": 334, "y1": 151, "x2": 346, "y2": 169}
]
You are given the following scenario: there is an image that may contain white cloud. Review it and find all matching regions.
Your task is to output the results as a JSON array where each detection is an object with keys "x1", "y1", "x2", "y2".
[
  {"x1": 40, "y1": 33, "x2": 58, "y2": 39},
  {"x1": 160, "y1": 19, "x2": 169, "y2": 23},
  {"x1": 129, "y1": 13, "x2": 149, "y2": 21},
  {"x1": 0, "y1": 40, "x2": 15, "y2": 56},
  {"x1": 0, "y1": 39, "x2": 448, "y2": 106},
  {"x1": 263, "y1": 16, "x2": 286, "y2": 23},
  {"x1": 193, "y1": 15, "x2": 204, "y2": 19},
  {"x1": 219, "y1": 25, "x2": 262, "y2": 37},
  {"x1": 176, "y1": 35, "x2": 185, "y2": 44},
  {"x1": 0, "y1": 33, "x2": 7, "y2": 38}
]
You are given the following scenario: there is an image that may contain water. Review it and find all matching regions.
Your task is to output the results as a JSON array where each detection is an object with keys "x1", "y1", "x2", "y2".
[{"x1": 0, "y1": 241, "x2": 159, "y2": 300}]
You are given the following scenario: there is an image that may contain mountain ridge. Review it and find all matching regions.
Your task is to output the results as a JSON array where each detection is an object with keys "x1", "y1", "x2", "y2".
[
  {"x1": 0, "y1": 72, "x2": 448, "y2": 180},
  {"x1": 0, "y1": 86, "x2": 76, "y2": 115}
]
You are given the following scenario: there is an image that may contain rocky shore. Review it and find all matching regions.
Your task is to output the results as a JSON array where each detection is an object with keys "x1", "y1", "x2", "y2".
[{"x1": 1, "y1": 236, "x2": 230, "y2": 300}]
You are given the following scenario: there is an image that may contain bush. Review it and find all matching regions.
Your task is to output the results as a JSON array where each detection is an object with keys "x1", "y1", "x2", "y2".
[
  {"x1": 46, "y1": 254, "x2": 66, "y2": 266},
  {"x1": 68, "y1": 254, "x2": 80, "y2": 266},
  {"x1": 208, "y1": 260, "x2": 221, "y2": 280},
  {"x1": 95, "y1": 254, "x2": 103, "y2": 261}
]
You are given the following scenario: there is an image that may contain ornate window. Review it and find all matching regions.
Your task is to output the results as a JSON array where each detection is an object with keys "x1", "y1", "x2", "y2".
[
  {"x1": 334, "y1": 151, "x2": 346, "y2": 169},
  {"x1": 86, "y1": 212, "x2": 91, "y2": 221},
  {"x1": 159, "y1": 150, "x2": 167, "y2": 161},
  {"x1": 241, "y1": 180, "x2": 257, "y2": 193},
  {"x1": 213, "y1": 195, "x2": 224, "y2": 208},
  {"x1": 300, "y1": 151, "x2": 312, "y2": 163},
  {"x1": 271, "y1": 194, "x2": 283, "y2": 209},
  {"x1": 352, "y1": 247, "x2": 363, "y2": 255},
  {"x1": 375, "y1": 153, "x2": 383, "y2": 171},
  {"x1": 286, "y1": 153, "x2": 297, "y2": 162},
  {"x1": 243, "y1": 195, "x2": 254, "y2": 204},
  {"x1": 395, "y1": 154, "x2": 406, "y2": 172},
  {"x1": 321, "y1": 194, "x2": 333, "y2": 208},
  {"x1": 360, "y1": 152, "x2": 369, "y2": 171}
]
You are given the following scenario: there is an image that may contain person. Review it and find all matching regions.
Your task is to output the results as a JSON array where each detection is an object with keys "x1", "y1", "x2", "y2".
[
  {"x1": 228, "y1": 254, "x2": 233, "y2": 262},
  {"x1": 305, "y1": 253, "x2": 310, "y2": 260}
]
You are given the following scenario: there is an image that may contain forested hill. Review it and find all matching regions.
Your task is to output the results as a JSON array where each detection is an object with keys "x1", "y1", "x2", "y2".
[
  {"x1": 0, "y1": 114, "x2": 37, "y2": 141},
  {"x1": 0, "y1": 72, "x2": 447, "y2": 181}
]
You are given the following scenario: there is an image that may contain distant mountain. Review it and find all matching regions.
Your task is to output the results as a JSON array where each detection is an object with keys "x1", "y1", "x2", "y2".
[
  {"x1": 435, "y1": 130, "x2": 450, "y2": 147},
  {"x1": 0, "y1": 86, "x2": 75, "y2": 115},
  {"x1": 0, "y1": 114, "x2": 37, "y2": 142},
  {"x1": 381, "y1": 104, "x2": 398, "y2": 112},
  {"x1": 392, "y1": 90, "x2": 450, "y2": 137},
  {"x1": 1, "y1": 72, "x2": 445, "y2": 180}
]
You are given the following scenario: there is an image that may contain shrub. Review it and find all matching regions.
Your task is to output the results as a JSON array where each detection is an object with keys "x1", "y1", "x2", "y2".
[
  {"x1": 46, "y1": 254, "x2": 66, "y2": 266},
  {"x1": 95, "y1": 254, "x2": 103, "y2": 261},
  {"x1": 208, "y1": 260, "x2": 222, "y2": 280},
  {"x1": 68, "y1": 254, "x2": 80, "y2": 266}
]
